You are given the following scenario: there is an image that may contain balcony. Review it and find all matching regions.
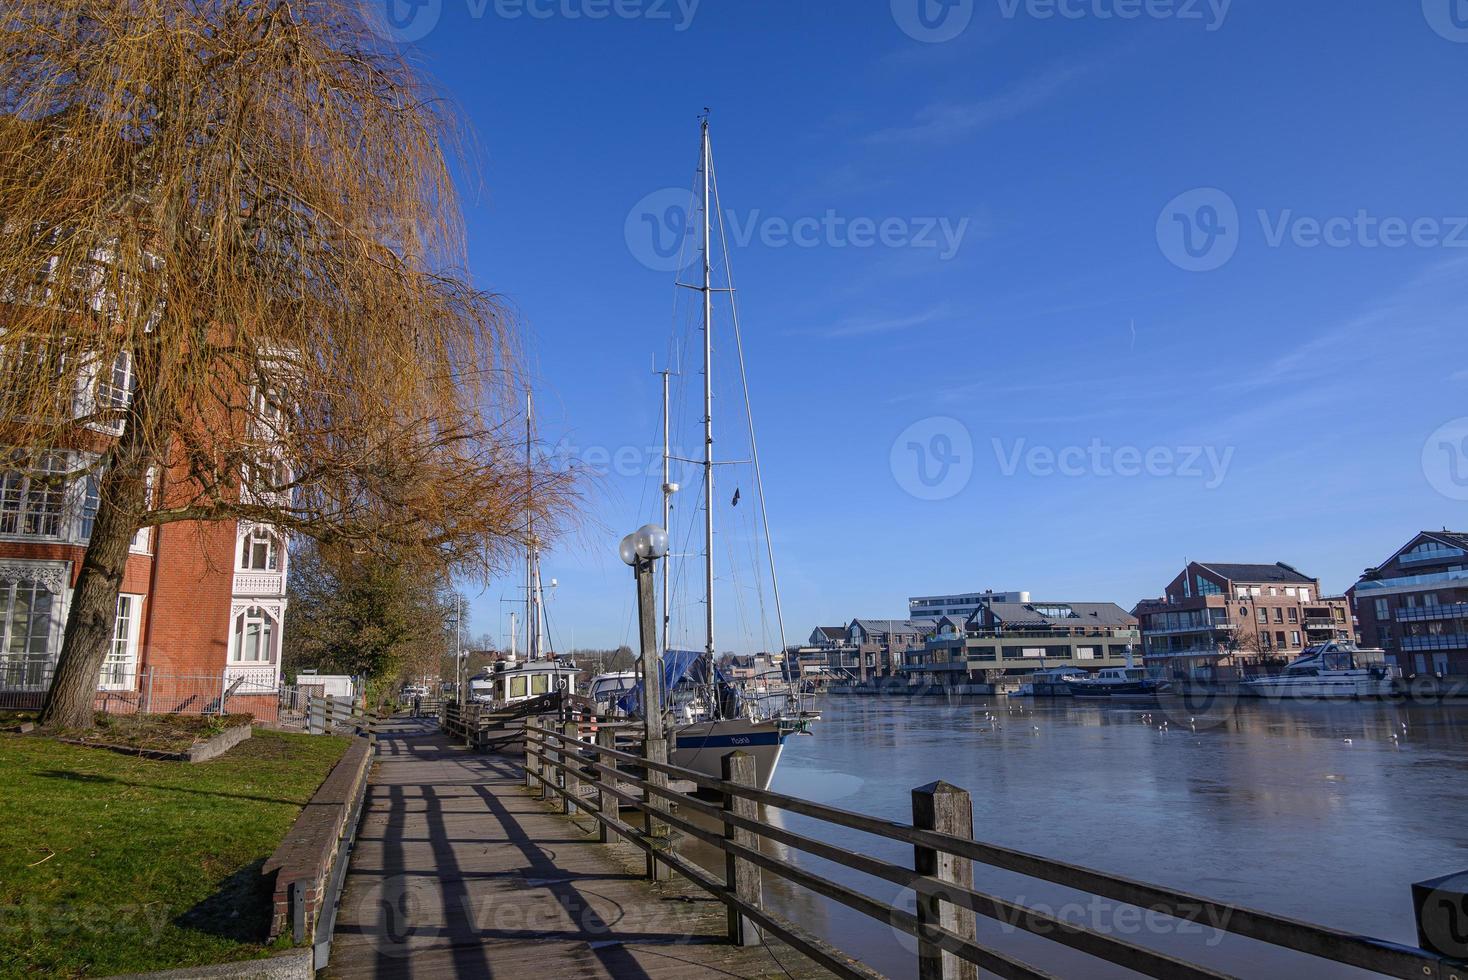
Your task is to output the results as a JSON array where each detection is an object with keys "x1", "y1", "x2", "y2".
[
  {"x1": 233, "y1": 571, "x2": 286, "y2": 598},
  {"x1": 1142, "y1": 622, "x2": 1235, "y2": 637},
  {"x1": 1396, "y1": 603, "x2": 1468, "y2": 623},
  {"x1": 1354, "y1": 568, "x2": 1468, "y2": 595},
  {"x1": 1400, "y1": 547, "x2": 1466, "y2": 566}
]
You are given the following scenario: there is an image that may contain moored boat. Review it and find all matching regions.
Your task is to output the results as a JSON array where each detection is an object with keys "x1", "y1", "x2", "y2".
[
  {"x1": 1063, "y1": 666, "x2": 1170, "y2": 702},
  {"x1": 1016, "y1": 666, "x2": 1090, "y2": 697},
  {"x1": 1239, "y1": 643, "x2": 1398, "y2": 700}
]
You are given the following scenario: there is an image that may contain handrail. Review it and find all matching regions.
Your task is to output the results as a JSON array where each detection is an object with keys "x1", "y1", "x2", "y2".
[
  {"x1": 558, "y1": 747, "x2": 1226, "y2": 980},
  {"x1": 524, "y1": 722, "x2": 1462, "y2": 980}
]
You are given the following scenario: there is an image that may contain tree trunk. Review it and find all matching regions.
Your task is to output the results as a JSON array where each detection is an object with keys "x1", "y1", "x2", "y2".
[{"x1": 39, "y1": 460, "x2": 149, "y2": 729}]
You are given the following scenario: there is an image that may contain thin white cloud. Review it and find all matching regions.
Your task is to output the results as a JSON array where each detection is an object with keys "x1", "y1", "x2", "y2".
[
  {"x1": 824, "y1": 305, "x2": 953, "y2": 339},
  {"x1": 866, "y1": 61, "x2": 1094, "y2": 145}
]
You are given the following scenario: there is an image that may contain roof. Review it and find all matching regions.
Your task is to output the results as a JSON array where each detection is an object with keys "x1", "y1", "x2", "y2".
[
  {"x1": 850, "y1": 618, "x2": 938, "y2": 637},
  {"x1": 1369, "y1": 530, "x2": 1468, "y2": 573},
  {"x1": 1194, "y1": 562, "x2": 1316, "y2": 585},
  {"x1": 818, "y1": 626, "x2": 847, "y2": 640},
  {"x1": 967, "y1": 602, "x2": 1137, "y2": 629}
]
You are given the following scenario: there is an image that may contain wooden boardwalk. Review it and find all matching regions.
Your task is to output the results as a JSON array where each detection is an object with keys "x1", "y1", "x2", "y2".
[{"x1": 327, "y1": 716, "x2": 823, "y2": 979}]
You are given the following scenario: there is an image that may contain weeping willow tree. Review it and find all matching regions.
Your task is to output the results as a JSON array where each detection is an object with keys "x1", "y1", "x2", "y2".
[{"x1": 0, "y1": 0, "x2": 569, "y2": 728}]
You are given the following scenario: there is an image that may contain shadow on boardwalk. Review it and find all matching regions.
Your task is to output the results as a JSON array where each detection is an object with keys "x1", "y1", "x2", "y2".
[{"x1": 326, "y1": 716, "x2": 819, "y2": 979}]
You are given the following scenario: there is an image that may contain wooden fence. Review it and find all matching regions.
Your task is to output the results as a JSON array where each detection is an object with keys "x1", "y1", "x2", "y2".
[
  {"x1": 305, "y1": 696, "x2": 377, "y2": 737},
  {"x1": 524, "y1": 721, "x2": 1465, "y2": 980}
]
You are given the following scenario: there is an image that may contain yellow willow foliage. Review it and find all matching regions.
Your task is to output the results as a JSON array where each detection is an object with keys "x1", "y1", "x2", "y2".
[{"x1": 0, "y1": 0, "x2": 571, "y2": 575}]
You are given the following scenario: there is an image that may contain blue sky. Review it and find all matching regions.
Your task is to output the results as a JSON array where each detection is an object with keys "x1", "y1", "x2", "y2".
[{"x1": 384, "y1": 0, "x2": 1468, "y2": 653}]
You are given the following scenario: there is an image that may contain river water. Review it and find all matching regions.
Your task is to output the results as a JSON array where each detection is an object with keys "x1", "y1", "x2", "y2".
[{"x1": 688, "y1": 696, "x2": 1468, "y2": 979}]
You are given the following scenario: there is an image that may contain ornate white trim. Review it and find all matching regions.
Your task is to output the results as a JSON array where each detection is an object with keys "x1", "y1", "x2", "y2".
[
  {"x1": 0, "y1": 560, "x2": 69, "y2": 594},
  {"x1": 230, "y1": 597, "x2": 286, "y2": 620}
]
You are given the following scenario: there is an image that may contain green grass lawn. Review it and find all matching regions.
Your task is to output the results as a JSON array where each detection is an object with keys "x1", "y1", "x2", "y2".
[{"x1": 0, "y1": 728, "x2": 351, "y2": 978}]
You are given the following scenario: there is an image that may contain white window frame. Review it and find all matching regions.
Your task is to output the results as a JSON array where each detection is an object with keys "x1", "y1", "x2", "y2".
[
  {"x1": 100, "y1": 593, "x2": 143, "y2": 691},
  {"x1": 238, "y1": 526, "x2": 281, "y2": 572},
  {"x1": 0, "y1": 563, "x2": 68, "y2": 691},
  {"x1": 0, "y1": 451, "x2": 70, "y2": 540},
  {"x1": 231, "y1": 605, "x2": 279, "y2": 664}
]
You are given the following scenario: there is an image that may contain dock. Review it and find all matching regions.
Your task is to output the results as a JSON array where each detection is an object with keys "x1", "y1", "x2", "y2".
[{"x1": 326, "y1": 716, "x2": 820, "y2": 979}]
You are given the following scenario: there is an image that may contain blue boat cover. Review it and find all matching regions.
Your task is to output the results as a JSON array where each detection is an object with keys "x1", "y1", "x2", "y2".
[{"x1": 615, "y1": 649, "x2": 703, "y2": 717}]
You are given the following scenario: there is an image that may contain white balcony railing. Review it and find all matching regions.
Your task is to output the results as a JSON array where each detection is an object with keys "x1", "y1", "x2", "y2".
[{"x1": 232, "y1": 571, "x2": 286, "y2": 597}]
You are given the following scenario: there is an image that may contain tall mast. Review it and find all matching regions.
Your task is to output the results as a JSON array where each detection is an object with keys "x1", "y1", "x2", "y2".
[
  {"x1": 525, "y1": 391, "x2": 540, "y2": 660},
  {"x1": 659, "y1": 366, "x2": 672, "y2": 656},
  {"x1": 700, "y1": 118, "x2": 715, "y2": 671}
]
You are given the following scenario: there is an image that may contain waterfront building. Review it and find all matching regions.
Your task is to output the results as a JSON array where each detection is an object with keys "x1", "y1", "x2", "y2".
[
  {"x1": 906, "y1": 601, "x2": 1139, "y2": 687},
  {"x1": 1349, "y1": 530, "x2": 1468, "y2": 679},
  {"x1": 0, "y1": 230, "x2": 289, "y2": 715},
  {"x1": 0, "y1": 458, "x2": 290, "y2": 716},
  {"x1": 1136, "y1": 562, "x2": 1351, "y2": 683},
  {"x1": 908, "y1": 590, "x2": 1028, "y2": 621},
  {"x1": 848, "y1": 618, "x2": 938, "y2": 680}
]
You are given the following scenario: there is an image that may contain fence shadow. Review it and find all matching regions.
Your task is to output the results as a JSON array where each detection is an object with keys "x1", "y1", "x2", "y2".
[{"x1": 174, "y1": 857, "x2": 273, "y2": 944}]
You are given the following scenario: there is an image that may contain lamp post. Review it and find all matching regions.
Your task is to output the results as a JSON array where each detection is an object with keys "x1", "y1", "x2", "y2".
[
  {"x1": 620, "y1": 524, "x2": 670, "y2": 743},
  {"x1": 620, "y1": 523, "x2": 671, "y2": 880}
]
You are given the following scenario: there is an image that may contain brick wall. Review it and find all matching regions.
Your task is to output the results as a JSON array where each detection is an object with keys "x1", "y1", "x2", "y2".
[{"x1": 139, "y1": 518, "x2": 238, "y2": 675}]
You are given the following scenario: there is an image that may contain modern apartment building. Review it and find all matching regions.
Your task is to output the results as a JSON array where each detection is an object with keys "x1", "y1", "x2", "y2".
[
  {"x1": 1136, "y1": 562, "x2": 1352, "y2": 676},
  {"x1": 908, "y1": 590, "x2": 1028, "y2": 621},
  {"x1": 848, "y1": 618, "x2": 938, "y2": 679},
  {"x1": 1350, "y1": 530, "x2": 1468, "y2": 678},
  {"x1": 908, "y1": 600, "x2": 1139, "y2": 685}
]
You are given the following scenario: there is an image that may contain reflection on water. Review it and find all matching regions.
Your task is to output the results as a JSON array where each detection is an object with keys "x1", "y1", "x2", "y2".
[{"x1": 673, "y1": 697, "x2": 1468, "y2": 979}]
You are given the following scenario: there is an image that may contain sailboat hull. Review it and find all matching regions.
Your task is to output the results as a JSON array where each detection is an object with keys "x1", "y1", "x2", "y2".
[{"x1": 671, "y1": 719, "x2": 787, "y2": 790}]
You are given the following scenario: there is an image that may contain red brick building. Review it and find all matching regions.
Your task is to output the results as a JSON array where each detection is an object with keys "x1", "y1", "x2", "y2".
[
  {"x1": 1136, "y1": 562, "x2": 1353, "y2": 679},
  {"x1": 1349, "y1": 530, "x2": 1468, "y2": 679},
  {"x1": 0, "y1": 448, "x2": 289, "y2": 716}
]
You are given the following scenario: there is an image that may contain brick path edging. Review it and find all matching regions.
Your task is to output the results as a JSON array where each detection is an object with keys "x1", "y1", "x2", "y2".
[
  {"x1": 261, "y1": 735, "x2": 374, "y2": 946},
  {"x1": 106, "y1": 948, "x2": 312, "y2": 980}
]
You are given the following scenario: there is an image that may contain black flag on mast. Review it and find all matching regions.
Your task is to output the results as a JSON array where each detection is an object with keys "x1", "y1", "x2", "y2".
[{"x1": 731, "y1": 488, "x2": 741, "y2": 507}]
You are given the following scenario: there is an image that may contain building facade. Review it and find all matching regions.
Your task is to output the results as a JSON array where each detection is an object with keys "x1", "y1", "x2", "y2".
[
  {"x1": 1136, "y1": 562, "x2": 1352, "y2": 680},
  {"x1": 908, "y1": 590, "x2": 1028, "y2": 621},
  {"x1": 907, "y1": 600, "x2": 1139, "y2": 686},
  {"x1": 1350, "y1": 530, "x2": 1468, "y2": 678},
  {"x1": 0, "y1": 401, "x2": 289, "y2": 715},
  {"x1": 848, "y1": 618, "x2": 938, "y2": 679}
]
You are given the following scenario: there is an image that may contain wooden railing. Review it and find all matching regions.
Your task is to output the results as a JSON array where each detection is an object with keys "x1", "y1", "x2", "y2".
[
  {"x1": 441, "y1": 692, "x2": 596, "y2": 751},
  {"x1": 305, "y1": 695, "x2": 377, "y2": 737},
  {"x1": 524, "y1": 721, "x2": 1465, "y2": 980}
]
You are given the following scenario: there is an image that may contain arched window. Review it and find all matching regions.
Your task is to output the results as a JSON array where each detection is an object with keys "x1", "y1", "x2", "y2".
[
  {"x1": 238, "y1": 527, "x2": 280, "y2": 572},
  {"x1": 233, "y1": 606, "x2": 277, "y2": 662}
]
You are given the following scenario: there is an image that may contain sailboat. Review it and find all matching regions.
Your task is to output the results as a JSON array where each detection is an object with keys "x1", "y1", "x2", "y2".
[
  {"x1": 635, "y1": 117, "x2": 816, "y2": 790},
  {"x1": 471, "y1": 393, "x2": 582, "y2": 710}
]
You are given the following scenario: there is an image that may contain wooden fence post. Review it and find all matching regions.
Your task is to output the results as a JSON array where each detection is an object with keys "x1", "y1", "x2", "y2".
[
  {"x1": 643, "y1": 735, "x2": 671, "y2": 881},
  {"x1": 540, "y1": 724, "x2": 557, "y2": 803},
  {"x1": 525, "y1": 724, "x2": 541, "y2": 792},
  {"x1": 721, "y1": 751, "x2": 762, "y2": 946},
  {"x1": 596, "y1": 727, "x2": 616, "y2": 843},
  {"x1": 561, "y1": 720, "x2": 580, "y2": 815},
  {"x1": 912, "y1": 781, "x2": 978, "y2": 980}
]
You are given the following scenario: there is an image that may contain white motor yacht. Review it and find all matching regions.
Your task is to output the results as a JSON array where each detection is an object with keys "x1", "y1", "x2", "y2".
[{"x1": 1239, "y1": 643, "x2": 1398, "y2": 699}]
